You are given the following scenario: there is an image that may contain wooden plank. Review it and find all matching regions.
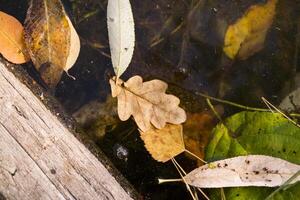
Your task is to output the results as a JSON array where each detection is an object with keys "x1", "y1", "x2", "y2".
[{"x1": 0, "y1": 62, "x2": 133, "y2": 200}]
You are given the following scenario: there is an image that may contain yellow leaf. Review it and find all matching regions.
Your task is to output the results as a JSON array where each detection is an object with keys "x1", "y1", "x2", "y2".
[
  {"x1": 110, "y1": 76, "x2": 187, "y2": 132},
  {"x1": 223, "y1": 0, "x2": 277, "y2": 60},
  {"x1": 24, "y1": 0, "x2": 80, "y2": 88},
  {"x1": 0, "y1": 11, "x2": 30, "y2": 64},
  {"x1": 140, "y1": 124, "x2": 185, "y2": 162}
]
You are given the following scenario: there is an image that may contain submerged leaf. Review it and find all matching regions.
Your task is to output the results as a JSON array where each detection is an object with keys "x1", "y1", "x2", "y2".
[
  {"x1": 140, "y1": 124, "x2": 185, "y2": 162},
  {"x1": 24, "y1": 0, "x2": 80, "y2": 88},
  {"x1": 223, "y1": 0, "x2": 277, "y2": 60},
  {"x1": 0, "y1": 11, "x2": 29, "y2": 64},
  {"x1": 110, "y1": 76, "x2": 186, "y2": 132},
  {"x1": 185, "y1": 155, "x2": 300, "y2": 188},
  {"x1": 107, "y1": 0, "x2": 135, "y2": 78}
]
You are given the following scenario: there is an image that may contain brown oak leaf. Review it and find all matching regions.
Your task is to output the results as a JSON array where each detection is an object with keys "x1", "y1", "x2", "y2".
[{"x1": 109, "y1": 75, "x2": 186, "y2": 132}]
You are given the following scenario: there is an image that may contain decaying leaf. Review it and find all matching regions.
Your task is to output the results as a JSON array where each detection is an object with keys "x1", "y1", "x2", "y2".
[
  {"x1": 107, "y1": 0, "x2": 135, "y2": 78},
  {"x1": 183, "y1": 111, "x2": 219, "y2": 165},
  {"x1": 140, "y1": 124, "x2": 185, "y2": 162},
  {"x1": 223, "y1": 0, "x2": 277, "y2": 60},
  {"x1": 73, "y1": 96, "x2": 119, "y2": 139},
  {"x1": 184, "y1": 155, "x2": 300, "y2": 188},
  {"x1": 24, "y1": 0, "x2": 80, "y2": 88},
  {"x1": 0, "y1": 11, "x2": 29, "y2": 64},
  {"x1": 110, "y1": 75, "x2": 186, "y2": 132}
]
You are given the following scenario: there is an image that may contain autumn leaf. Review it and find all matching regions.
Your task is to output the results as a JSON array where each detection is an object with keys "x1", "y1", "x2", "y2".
[
  {"x1": 24, "y1": 0, "x2": 80, "y2": 88},
  {"x1": 223, "y1": 0, "x2": 277, "y2": 60},
  {"x1": 183, "y1": 112, "x2": 219, "y2": 165},
  {"x1": 107, "y1": 0, "x2": 135, "y2": 78},
  {"x1": 140, "y1": 124, "x2": 185, "y2": 162},
  {"x1": 184, "y1": 155, "x2": 300, "y2": 188},
  {"x1": 0, "y1": 11, "x2": 29, "y2": 64},
  {"x1": 109, "y1": 75, "x2": 186, "y2": 132}
]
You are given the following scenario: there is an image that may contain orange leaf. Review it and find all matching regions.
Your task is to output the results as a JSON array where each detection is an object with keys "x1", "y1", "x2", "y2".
[
  {"x1": 0, "y1": 11, "x2": 29, "y2": 64},
  {"x1": 140, "y1": 124, "x2": 185, "y2": 162}
]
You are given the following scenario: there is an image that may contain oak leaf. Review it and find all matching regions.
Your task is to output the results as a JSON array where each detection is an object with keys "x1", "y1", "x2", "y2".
[
  {"x1": 24, "y1": 0, "x2": 80, "y2": 88},
  {"x1": 140, "y1": 124, "x2": 185, "y2": 162},
  {"x1": 110, "y1": 75, "x2": 186, "y2": 132},
  {"x1": 0, "y1": 11, "x2": 30, "y2": 64},
  {"x1": 223, "y1": 0, "x2": 277, "y2": 60}
]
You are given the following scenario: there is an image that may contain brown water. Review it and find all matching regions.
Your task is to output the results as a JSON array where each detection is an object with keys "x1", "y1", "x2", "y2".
[{"x1": 1, "y1": 0, "x2": 299, "y2": 199}]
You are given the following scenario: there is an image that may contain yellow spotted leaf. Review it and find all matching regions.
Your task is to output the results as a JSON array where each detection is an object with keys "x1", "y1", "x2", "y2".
[
  {"x1": 0, "y1": 11, "x2": 30, "y2": 64},
  {"x1": 140, "y1": 124, "x2": 185, "y2": 162},
  {"x1": 110, "y1": 76, "x2": 187, "y2": 132},
  {"x1": 24, "y1": 0, "x2": 80, "y2": 88},
  {"x1": 223, "y1": 0, "x2": 277, "y2": 60}
]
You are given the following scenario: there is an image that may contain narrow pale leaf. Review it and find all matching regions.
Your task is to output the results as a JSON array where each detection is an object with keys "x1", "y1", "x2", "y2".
[
  {"x1": 110, "y1": 76, "x2": 186, "y2": 132},
  {"x1": 184, "y1": 155, "x2": 300, "y2": 188},
  {"x1": 107, "y1": 0, "x2": 135, "y2": 78},
  {"x1": 140, "y1": 124, "x2": 185, "y2": 162},
  {"x1": 0, "y1": 11, "x2": 30, "y2": 64}
]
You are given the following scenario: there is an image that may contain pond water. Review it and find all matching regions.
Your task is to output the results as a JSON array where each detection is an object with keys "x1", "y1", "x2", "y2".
[{"x1": 1, "y1": 0, "x2": 299, "y2": 199}]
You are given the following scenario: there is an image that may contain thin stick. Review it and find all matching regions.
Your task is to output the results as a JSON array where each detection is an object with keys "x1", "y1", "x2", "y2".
[
  {"x1": 196, "y1": 92, "x2": 269, "y2": 112},
  {"x1": 185, "y1": 149, "x2": 207, "y2": 164},
  {"x1": 206, "y1": 98, "x2": 222, "y2": 122},
  {"x1": 261, "y1": 97, "x2": 300, "y2": 128},
  {"x1": 172, "y1": 158, "x2": 209, "y2": 200},
  {"x1": 171, "y1": 158, "x2": 198, "y2": 200},
  {"x1": 193, "y1": 92, "x2": 300, "y2": 118}
]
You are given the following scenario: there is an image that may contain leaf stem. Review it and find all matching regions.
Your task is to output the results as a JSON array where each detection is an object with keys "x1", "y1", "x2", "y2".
[{"x1": 194, "y1": 92, "x2": 300, "y2": 118}]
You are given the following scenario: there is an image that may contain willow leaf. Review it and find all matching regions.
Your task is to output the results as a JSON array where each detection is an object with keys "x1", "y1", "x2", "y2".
[{"x1": 107, "y1": 0, "x2": 135, "y2": 78}]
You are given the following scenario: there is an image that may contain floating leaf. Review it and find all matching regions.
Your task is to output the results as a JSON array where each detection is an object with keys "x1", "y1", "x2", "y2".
[
  {"x1": 223, "y1": 0, "x2": 277, "y2": 60},
  {"x1": 184, "y1": 155, "x2": 300, "y2": 188},
  {"x1": 24, "y1": 0, "x2": 80, "y2": 88},
  {"x1": 205, "y1": 111, "x2": 300, "y2": 199},
  {"x1": 109, "y1": 76, "x2": 186, "y2": 132},
  {"x1": 65, "y1": 16, "x2": 80, "y2": 72},
  {"x1": 0, "y1": 11, "x2": 29, "y2": 64},
  {"x1": 107, "y1": 0, "x2": 135, "y2": 78},
  {"x1": 140, "y1": 124, "x2": 185, "y2": 162}
]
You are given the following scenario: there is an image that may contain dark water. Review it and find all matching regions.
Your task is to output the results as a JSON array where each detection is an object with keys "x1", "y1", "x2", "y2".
[{"x1": 1, "y1": 0, "x2": 300, "y2": 199}]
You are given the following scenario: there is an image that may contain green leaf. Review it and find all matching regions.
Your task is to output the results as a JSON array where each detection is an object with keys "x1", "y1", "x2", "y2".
[{"x1": 205, "y1": 111, "x2": 300, "y2": 200}]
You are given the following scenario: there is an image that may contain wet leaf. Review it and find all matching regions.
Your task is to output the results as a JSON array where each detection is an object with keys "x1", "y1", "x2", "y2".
[
  {"x1": 73, "y1": 96, "x2": 118, "y2": 139},
  {"x1": 185, "y1": 155, "x2": 300, "y2": 188},
  {"x1": 0, "y1": 11, "x2": 29, "y2": 64},
  {"x1": 223, "y1": 0, "x2": 277, "y2": 60},
  {"x1": 107, "y1": 0, "x2": 135, "y2": 78},
  {"x1": 183, "y1": 112, "x2": 218, "y2": 165},
  {"x1": 205, "y1": 111, "x2": 300, "y2": 199},
  {"x1": 109, "y1": 75, "x2": 186, "y2": 132},
  {"x1": 140, "y1": 124, "x2": 185, "y2": 162},
  {"x1": 24, "y1": 0, "x2": 80, "y2": 88},
  {"x1": 279, "y1": 87, "x2": 300, "y2": 113}
]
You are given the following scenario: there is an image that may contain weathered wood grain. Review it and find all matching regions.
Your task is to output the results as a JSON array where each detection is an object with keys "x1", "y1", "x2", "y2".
[{"x1": 0, "y1": 62, "x2": 133, "y2": 200}]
